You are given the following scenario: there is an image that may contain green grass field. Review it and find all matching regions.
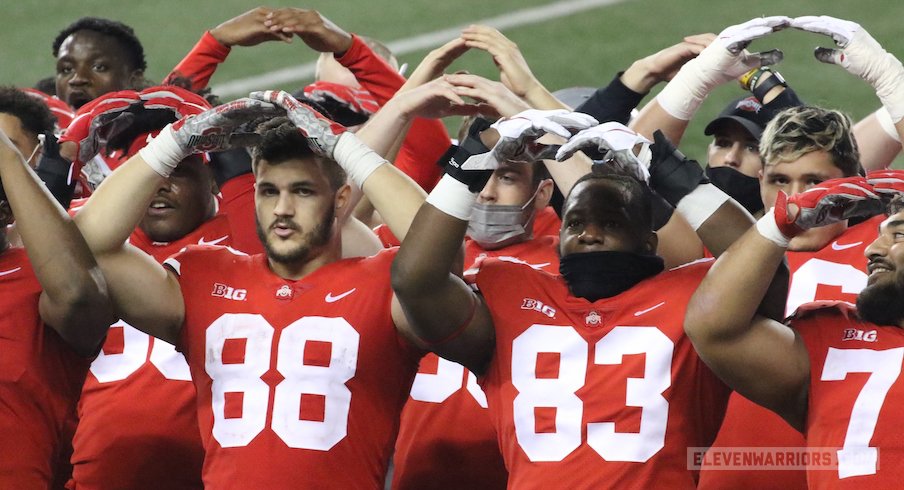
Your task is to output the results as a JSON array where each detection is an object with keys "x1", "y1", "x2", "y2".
[{"x1": 3, "y1": 0, "x2": 903, "y2": 162}]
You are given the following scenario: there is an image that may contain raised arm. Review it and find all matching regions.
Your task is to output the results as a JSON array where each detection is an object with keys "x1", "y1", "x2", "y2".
[
  {"x1": 73, "y1": 96, "x2": 276, "y2": 343},
  {"x1": 685, "y1": 177, "x2": 881, "y2": 429},
  {"x1": 460, "y1": 25, "x2": 566, "y2": 110},
  {"x1": 575, "y1": 34, "x2": 711, "y2": 124},
  {"x1": 164, "y1": 7, "x2": 290, "y2": 91},
  {"x1": 854, "y1": 107, "x2": 902, "y2": 171},
  {"x1": 631, "y1": 17, "x2": 789, "y2": 144},
  {"x1": 393, "y1": 110, "x2": 591, "y2": 372},
  {"x1": 0, "y1": 129, "x2": 114, "y2": 356},
  {"x1": 792, "y1": 16, "x2": 904, "y2": 170}
]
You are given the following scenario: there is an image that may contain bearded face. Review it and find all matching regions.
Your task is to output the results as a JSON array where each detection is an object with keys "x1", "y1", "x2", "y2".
[{"x1": 858, "y1": 212, "x2": 904, "y2": 327}]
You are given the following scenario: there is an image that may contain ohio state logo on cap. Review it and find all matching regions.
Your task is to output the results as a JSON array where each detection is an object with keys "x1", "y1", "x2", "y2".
[{"x1": 735, "y1": 96, "x2": 762, "y2": 113}]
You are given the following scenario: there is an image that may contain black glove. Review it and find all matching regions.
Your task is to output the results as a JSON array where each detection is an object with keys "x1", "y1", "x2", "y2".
[
  {"x1": 35, "y1": 132, "x2": 77, "y2": 208},
  {"x1": 438, "y1": 117, "x2": 494, "y2": 193},
  {"x1": 647, "y1": 130, "x2": 709, "y2": 207}
]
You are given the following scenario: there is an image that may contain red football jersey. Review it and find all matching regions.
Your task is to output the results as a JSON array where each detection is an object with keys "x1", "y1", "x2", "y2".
[
  {"x1": 785, "y1": 215, "x2": 882, "y2": 318},
  {"x1": 475, "y1": 258, "x2": 729, "y2": 489},
  {"x1": 531, "y1": 206, "x2": 562, "y2": 238},
  {"x1": 71, "y1": 215, "x2": 245, "y2": 490},
  {"x1": 794, "y1": 303, "x2": 904, "y2": 487},
  {"x1": 392, "y1": 236, "x2": 560, "y2": 490},
  {"x1": 164, "y1": 246, "x2": 421, "y2": 488},
  {"x1": 0, "y1": 248, "x2": 90, "y2": 487},
  {"x1": 699, "y1": 216, "x2": 883, "y2": 490}
]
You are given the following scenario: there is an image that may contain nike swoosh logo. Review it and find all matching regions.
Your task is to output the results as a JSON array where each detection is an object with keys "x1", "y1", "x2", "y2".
[
  {"x1": 198, "y1": 235, "x2": 228, "y2": 246},
  {"x1": 0, "y1": 267, "x2": 21, "y2": 277},
  {"x1": 634, "y1": 301, "x2": 665, "y2": 317},
  {"x1": 325, "y1": 288, "x2": 357, "y2": 303},
  {"x1": 831, "y1": 240, "x2": 863, "y2": 251}
]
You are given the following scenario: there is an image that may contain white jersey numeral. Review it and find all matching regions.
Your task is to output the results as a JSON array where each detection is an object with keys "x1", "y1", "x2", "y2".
[
  {"x1": 786, "y1": 259, "x2": 868, "y2": 316},
  {"x1": 90, "y1": 320, "x2": 191, "y2": 383},
  {"x1": 409, "y1": 356, "x2": 488, "y2": 408},
  {"x1": 205, "y1": 314, "x2": 359, "y2": 450},
  {"x1": 511, "y1": 324, "x2": 673, "y2": 462},
  {"x1": 820, "y1": 347, "x2": 904, "y2": 479}
]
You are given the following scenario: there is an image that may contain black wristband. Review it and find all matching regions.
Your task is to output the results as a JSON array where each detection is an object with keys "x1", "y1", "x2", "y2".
[
  {"x1": 575, "y1": 72, "x2": 645, "y2": 125},
  {"x1": 647, "y1": 131, "x2": 709, "y2": 207},
  {"x1": 752, "y1": 70, "x2": 788, "y2": 103}
]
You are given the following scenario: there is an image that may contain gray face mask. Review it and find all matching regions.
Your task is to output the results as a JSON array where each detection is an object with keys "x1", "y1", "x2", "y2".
[{"x1": 467, "y1": 190, "x2": 538, "y2": 250}]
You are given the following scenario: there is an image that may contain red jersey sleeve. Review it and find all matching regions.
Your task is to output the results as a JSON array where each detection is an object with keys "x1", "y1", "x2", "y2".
[
  {"x1": 164, "y1": 31, "x2": 231, "y2": 91},
  {"x1": 336, "y1": 35, "x2": 449, "y2": 191}
]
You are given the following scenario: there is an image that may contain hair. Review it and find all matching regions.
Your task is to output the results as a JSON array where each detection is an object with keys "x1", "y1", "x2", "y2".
[
  {"x1": 0, "y1": 87, "x2": 56, "y2": 137},
  {"x1": 889, "y1": 194, "x2": 904, "y2": 217},
  {"x1": 759, "y1": 105, "x2": 861, "y2": 177},
  {"x1": 359, "y1": 35, "x2": 398, "y2": 70},
  {"x1": 52, "y1": 17, "x2": 147, "y2": 72},
  {"x1": 252, "y1": 117, "x2": 347, "y2": 192},
  {"x1": 568, "y1": 165, "x2": 654, "y2": 233}
]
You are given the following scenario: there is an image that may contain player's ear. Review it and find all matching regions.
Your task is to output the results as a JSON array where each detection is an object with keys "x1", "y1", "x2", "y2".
[
  {"x1": 334, "y1": 183, "x2": 351, "y2": 215},
  {"x1": 535, "y1": 179, "x2": 554, "y2": 210}
]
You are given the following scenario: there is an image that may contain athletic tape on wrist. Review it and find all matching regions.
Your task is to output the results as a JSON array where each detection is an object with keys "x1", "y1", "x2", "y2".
[
  {"x1": 331, "y1": 132, "x2": 386, "y2": 188},
  {"x1": 137, "y1": 124, "x2": 184, "y2": 178},
  {"x1": 675, "y1": 183, "x2": 732, "y2": 230},
  {"x1": 756, "y1": 208, "x2": 791, "y2": 248},
  {"x1": 425, "y1": 174, "x2": 478, "y2": 221},
  {"x1": 655, "y1": 48, "x2": 727, "y2": 120},
  {"x1": 870, "y1": 51, "x2": 904, "y2": 123},
  {"x1": 875, "y1": 106, "x2": 902, "y2": 142}
]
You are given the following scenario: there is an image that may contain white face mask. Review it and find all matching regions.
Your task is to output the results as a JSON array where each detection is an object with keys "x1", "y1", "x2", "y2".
[{"x1": 467, "y1": 188, "x2": 539, "y2": 250}]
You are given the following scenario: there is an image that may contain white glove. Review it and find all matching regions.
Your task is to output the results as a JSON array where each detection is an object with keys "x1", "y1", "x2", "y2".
[
  {"x1": 656, "y1": 16, "x2": 790, "y2": 120},
  {"x1": 462, "y1": 109, "x2": 598, "y2": 170},
  {"x1": 792, "y1": 16, "x2": 904, "y2": 122},
  {"x1": 556, "y1": 122, "x2": 653, "y2": 182}
]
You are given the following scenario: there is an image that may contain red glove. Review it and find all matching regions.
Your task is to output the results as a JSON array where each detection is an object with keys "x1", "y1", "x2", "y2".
[
  {"x1": 866, "y1": 169, "x2": 904, "y2": 198},
  {"x1": 773, "y1": 176, "x2": 881, "y2": 237},
  {"x1": 20, "y1": 88, "x2": 75, "y2": 131},
  {"x1": 303, "y1": 81, "x2": 380, "y2": 116},
  {"x1": 138, "y1": 86, "x2": 211, "y2": 119},
  {"x1": 59, "y1": 90, "x2": 142, "y2": 167}
]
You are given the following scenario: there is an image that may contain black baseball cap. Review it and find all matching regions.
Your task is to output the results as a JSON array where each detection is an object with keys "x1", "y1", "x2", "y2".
[{"x1": 704, "y1": 95, "x2": 775, "y2": 141}]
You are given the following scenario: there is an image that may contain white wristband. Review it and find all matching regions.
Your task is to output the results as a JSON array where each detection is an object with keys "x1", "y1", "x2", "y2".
[
  {"x1": 756, "y1": 208, "x2": 791, "y2": 248},
  {"x1": 425, "y1": 174, "x2": 477, "y2": 221},
  {"x1": 137, "y1": 124, "x2": 185, "y2": 178},
  {"x1": 675, "y1": 183, "x2": 734, "y2": 230},
  {"x1": 875, "y1": 106, "x2": 902, "y2": 142},
  {"x1": 332, "y1": 132, "x2": 386, "y2": 188}
]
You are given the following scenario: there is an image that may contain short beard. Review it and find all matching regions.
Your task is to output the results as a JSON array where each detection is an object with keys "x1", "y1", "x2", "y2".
[
  {"x1": 256, "y1": 205, "x2": 335, "y2": 265},
  {"x1": 857, "y1": 274, "x2": 904, "y2": 327}
]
